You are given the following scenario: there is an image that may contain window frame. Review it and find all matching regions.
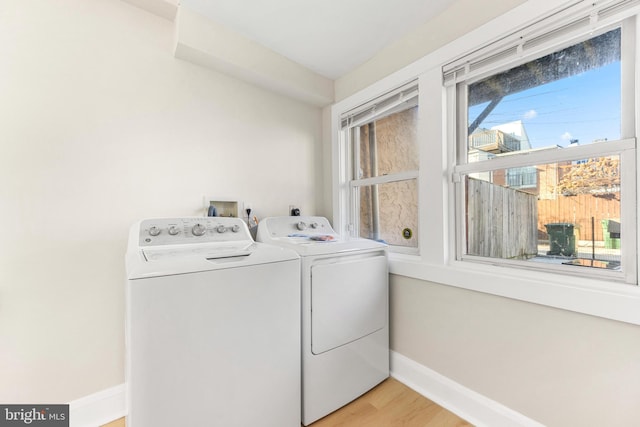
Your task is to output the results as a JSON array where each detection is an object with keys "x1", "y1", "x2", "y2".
[
  {"x1": 450, "y1": 20, "x2": 637, "y2": 284},
  {"x1": 453, "y1": 141, "x2": 635, "y2": 282},
  {"x1": 341, "y1": 82, "x2": 420, "y2": 254}
]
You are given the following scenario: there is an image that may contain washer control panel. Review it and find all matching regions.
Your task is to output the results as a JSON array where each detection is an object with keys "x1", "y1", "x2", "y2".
[{"x1": 138, "y1": 217, "x2": 251, "y2": 246}]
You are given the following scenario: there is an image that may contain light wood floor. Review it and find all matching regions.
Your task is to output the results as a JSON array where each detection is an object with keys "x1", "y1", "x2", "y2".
[
  {"x1": 102, "y1": 418, "x2": 125, "y2": 427},
  {"x1": 101, "y1": 378, "x2": 472, "y2": 427}
]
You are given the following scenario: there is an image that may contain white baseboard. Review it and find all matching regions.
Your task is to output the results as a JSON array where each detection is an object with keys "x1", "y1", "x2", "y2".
[
  {"x1": 68, "y1": 353, "x2": 540, "y2": 427},
  {"x1": 69, "y1": 384, "x2": 126, "y2": 427},
  {"x1": 390, "y1": 351, "x2": 544, "y2": 427}
]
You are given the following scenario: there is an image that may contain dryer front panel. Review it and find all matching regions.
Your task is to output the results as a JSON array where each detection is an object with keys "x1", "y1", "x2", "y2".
[{"x1": 310, "y1": 254, "x2": 388, "y2": 355}]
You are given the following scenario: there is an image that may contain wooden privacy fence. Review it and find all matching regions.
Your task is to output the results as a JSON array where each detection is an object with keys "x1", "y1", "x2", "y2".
[
  {"x1": 467, "y1": 178, "x2": 538, "y2": 259},
  {"x1": 537, "y1": 193, "x2": 620, "y2": 242}
]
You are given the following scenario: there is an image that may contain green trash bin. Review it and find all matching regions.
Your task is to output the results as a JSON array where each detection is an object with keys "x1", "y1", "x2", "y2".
[
  {"x1": 601, "y1": 219, "x2": 621, "y2": 249},
  {"x1": 545, "y1": 223, "x2": 575, "y2": 256}
]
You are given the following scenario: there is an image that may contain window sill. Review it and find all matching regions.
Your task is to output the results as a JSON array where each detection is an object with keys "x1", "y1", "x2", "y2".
[{"x1": 388, "y1": 253, "x2": 640, "y2": 325}]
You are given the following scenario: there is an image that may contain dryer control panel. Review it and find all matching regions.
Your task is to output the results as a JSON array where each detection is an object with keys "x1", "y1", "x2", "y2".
[
  {"x1": 138, "y1": 217, "x2": 252, "y2": 246},
  {"x1": 257, "y1": 216, "x2": 336, "y2": 239}
]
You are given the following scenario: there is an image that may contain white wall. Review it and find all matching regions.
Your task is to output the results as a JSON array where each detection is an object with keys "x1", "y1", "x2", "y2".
[
  {"x1": 390, "y1": 275, "x2": 640, "y2": 426},
  {"x1": 334, "y1": 0, "x2": 526, "y2": 101},
  {"x1": 174, "y1": 6, "x2": 334, "y2": 107},
  {"x1": 334, "y1": 0, "x2": 640, "y2": 425},
  {"x1": 0, "y1": 0, "x2": 323, "y2": 402}
]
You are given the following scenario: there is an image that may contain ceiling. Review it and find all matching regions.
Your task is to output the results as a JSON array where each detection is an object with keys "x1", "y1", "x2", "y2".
[{"x1": 180, "y1": 0, "x2": 458, "y2": 80}]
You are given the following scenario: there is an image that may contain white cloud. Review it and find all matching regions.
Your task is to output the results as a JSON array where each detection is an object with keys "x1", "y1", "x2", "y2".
[
  {"x1": 561, "y1": 131, "x2": 573, "y2": 140},
  {"x1": 523, "y1": 109, "x2": 538, "y2": 120}
]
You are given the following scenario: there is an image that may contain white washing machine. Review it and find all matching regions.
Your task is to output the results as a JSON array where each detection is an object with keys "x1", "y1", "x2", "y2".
[
  {"x1": 125, "y1": 217, "x2": 301, "y2": 427},
  {"x1": 256, "y1": 216, "x2": 389, "y2": 425}
]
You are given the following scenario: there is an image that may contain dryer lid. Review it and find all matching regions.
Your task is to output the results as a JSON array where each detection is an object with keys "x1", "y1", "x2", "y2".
[{"x1": 256, "y1": 215, "x2": 386, "y2": 256}]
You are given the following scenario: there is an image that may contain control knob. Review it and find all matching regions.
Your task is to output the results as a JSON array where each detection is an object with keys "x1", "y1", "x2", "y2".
[
  {"x1": 310, "y1": 222, "x2": 319, "y2": 229},
  {"x1": 148, "y1": 226, "x2": 161, "y2": 237},
  {"x1": 296, "y1": 221, "x2": 307, "y2": 231},
  {"x1": 168, "y1": 225, "x2": 180, "y2": 236},
  {"x1": 216, "y1": 225, "x2": 227, "y2": 234},
  {"x1": 231, "y1": 224, "x2": 240, "y2": 233},
  {"x1": 192, "y1": 223, "x2": 207, "y2": 236}
]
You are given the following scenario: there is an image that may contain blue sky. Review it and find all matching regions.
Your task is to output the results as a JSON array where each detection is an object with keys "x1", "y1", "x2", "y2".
[{"x1": 468, "y1": 61, "x2": 621, "y2": 149}]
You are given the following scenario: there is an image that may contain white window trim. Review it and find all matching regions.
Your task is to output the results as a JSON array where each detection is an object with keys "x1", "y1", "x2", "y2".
[
  {"x1": 451, "y1": 19, "x2": 637, "y2": 284},
  {"x1": 453, "y1": 139, "x2": 635, "y2": 177},
  {"x1": 331, "y1": 0, "x2": 640, "y2": 325},
  {"x1": 340, "y1": 81, "x2": 420, "y2": 253}
]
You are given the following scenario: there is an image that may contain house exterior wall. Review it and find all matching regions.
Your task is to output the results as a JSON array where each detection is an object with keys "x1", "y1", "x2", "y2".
[{"x1": 359, "y1": 107, "x2": 419, "y2": 246}]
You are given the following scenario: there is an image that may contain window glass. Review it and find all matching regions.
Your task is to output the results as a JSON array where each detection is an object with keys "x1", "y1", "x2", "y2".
[
  {"x1": 467, "y1": 28, "x2": 621, "y2": 162},
  {"x1": 358, "y1": 107, "x2": 419, "y2": 179},
  {"x1": 464, "y1": 155, "x2": 621, "y2": 269},
  {"x1": 358, "y1": 180, "x2": 418, "y2": 247},
  {"x1": 460, "y1": 28, "x2": 629, "y2": 276},
  {"x1": 345, "y1": 83, "x2": 419, "y2": 251}
]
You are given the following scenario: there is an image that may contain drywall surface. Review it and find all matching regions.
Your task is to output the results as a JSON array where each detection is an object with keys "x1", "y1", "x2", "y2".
[
  {"x1": 0, "y1": 0, "x2": 322, "y2": 402},
  {"x1": 390, "y1": 274, "x2": 640, "y2": 426},
  {"x1": 334, "y1": 0, "x2": 525, "y2": 101},
  {"x1": 175, "y1": 7, "x2": 334, "y2": 107}
]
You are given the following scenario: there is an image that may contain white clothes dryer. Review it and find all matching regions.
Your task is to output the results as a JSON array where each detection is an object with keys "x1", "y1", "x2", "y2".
[
  {"x1": 125, "y1": 217, "x2": 301, "y2": 427},
  {"x1": 256, "y1": 216, "x2": 389, "y2": 426}
]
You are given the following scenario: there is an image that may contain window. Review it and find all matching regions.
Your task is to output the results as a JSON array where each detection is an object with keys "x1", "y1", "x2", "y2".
[
  {"x1": 341, "y1": 81, "x2": 419, "y2": 252},
  {"x1": 450, "y1": 23, "x2": 636, "y2": 283},
  {"x1": 333, "y1": 0, "x2": 640, "y2": 324}
]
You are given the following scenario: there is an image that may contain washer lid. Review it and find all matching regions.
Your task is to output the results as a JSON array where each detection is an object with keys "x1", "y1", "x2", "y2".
[
  {"x1": 141, "y1": 241, "x2": 254, "y2": 262},
  {"x1": 125, "y1": 217, "x2": 300, "y2": 279},
  {"x1": 126, "y1": 242, "x2": 299, "y2": 279}
]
